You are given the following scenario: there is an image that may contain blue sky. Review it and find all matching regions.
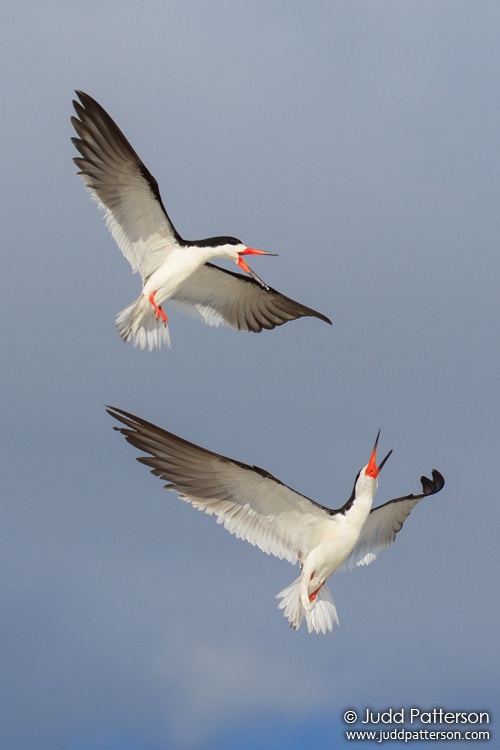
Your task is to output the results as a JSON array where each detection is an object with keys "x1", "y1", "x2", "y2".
[{"x1": 1, "y1": 1, "x2": 498, "y2": 748}]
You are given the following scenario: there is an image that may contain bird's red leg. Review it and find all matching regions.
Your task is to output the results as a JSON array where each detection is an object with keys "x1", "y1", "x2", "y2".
[
  {"x1": 309, "y1": 573, "x2": 324, "y2": 603},
  {"x1": 149, "y1": 291, "x2": 168, "y2": 326}
]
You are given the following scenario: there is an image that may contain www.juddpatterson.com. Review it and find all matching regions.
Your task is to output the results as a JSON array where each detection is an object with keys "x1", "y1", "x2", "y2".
[{"x1": 342, "y1": 709, "x2": 491, "y2": 743}]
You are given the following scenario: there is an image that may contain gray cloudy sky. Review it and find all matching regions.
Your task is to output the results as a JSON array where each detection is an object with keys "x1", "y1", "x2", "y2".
[{"x1": 1, "y1": 1, "x2": 498, "y2": 748}]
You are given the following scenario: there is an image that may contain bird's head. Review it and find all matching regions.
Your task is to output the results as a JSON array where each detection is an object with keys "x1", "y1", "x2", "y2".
[
  {"x1": 215, "y1": 237, "x2": 278, "y2": 290},
  {"x1": 357, "y1": 430, "x2": 393, "y2": 492}
]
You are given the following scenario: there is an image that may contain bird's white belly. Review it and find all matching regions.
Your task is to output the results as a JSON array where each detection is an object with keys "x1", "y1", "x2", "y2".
[
  {"x1": 142, "y1": 251, "x2": 205, "y2": 304},
  {"x1": 303, "y1": 515, "x2": 365, "y2": 582},
  {"x1": 308, "y1": 538, "x2": 355, "y2": 582}
]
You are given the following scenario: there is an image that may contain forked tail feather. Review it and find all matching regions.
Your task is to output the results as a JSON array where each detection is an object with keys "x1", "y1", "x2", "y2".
[
  {"x1": 276, "y1": 576, "x2": 339, "y2": 634},
  {"x1": 115, "y1": 298, "x2": 171, "y2": 351}
]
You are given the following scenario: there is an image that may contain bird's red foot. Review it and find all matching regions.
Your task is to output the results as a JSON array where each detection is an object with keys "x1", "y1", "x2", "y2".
[{"x1": 149, "y1": 291, "x2": 168, "y2": 326}]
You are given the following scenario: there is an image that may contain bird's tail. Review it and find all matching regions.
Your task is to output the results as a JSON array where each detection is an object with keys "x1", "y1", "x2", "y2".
[
  {"x1": 115, "y1": 298, "x2": 171, "y2": 351},
  {"x1": 275, "y1": 577, "x2": 339, "y2": 634}
]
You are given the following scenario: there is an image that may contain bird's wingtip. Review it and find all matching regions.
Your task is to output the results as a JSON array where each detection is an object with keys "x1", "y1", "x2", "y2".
[{"x1": 420, "y1": 469, "x2": 445, "y2": 496}]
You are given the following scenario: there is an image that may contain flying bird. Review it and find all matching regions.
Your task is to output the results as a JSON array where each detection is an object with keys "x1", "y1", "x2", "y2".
[
  {"x1": 107, "y1": 406, "x2": 444, "y2": 634},
  {"x1": 71, "y1": 91, "x2": 331, "y2": 350}
]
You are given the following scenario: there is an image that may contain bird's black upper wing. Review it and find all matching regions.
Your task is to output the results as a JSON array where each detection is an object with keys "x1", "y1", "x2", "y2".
[
  {"x1": 72, "y1": 91, "x2": 181, "y2": 280},
  {"x1": 108, "y1": 406, "x2": 338, "y2": 565},
  {"x1": 170, "y1": 262, "x2": 332, "y2": 332}
]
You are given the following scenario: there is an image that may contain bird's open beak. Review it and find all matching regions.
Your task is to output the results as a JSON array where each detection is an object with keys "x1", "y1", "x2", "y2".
[
  {"x1": 366, "y1": 430, "x2": 393, "y2": 478},
  {"x1": 237, "y1": 248, "x2": 278, "y2": 291}
]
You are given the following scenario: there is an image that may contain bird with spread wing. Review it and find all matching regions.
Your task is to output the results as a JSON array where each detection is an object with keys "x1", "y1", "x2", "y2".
[
  {"x1": 71, "y1": 91, "x2": 331, "y2": 350},
  {"x1": 108, "y1": 406, "x2": 444, "y2": 634}
]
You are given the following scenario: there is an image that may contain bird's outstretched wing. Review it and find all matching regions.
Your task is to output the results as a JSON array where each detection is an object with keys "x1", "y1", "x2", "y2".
[
  {"x1": 107, "y1": 407, "x2": 334, "y2": 565},
  {"x1": 71, "y1": 91, "x2": 180, "y2": 280},
  {"x1": 338, "y1": 470, "x2": 445, "y2": 571},
  {"x1": 170, "y1": 263, "x2": 332, "y2": 332}
]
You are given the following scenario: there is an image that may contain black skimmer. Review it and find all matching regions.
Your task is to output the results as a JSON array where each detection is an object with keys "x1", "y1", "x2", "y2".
[
  {"x1": 71, "y1": 91, "x2": 331, "y2": 350},
  {"x1": 107, "y1": 407, "x2": 444, "y2": 634}
]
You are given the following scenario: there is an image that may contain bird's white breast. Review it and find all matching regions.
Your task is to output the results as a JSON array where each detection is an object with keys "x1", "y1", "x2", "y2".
[
  {"x1": 142, "y1": 246, "x2": 212, "y2": 303},
  {"x1": 302, "y1": 483, "x2": 376, "y2": 580}
]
